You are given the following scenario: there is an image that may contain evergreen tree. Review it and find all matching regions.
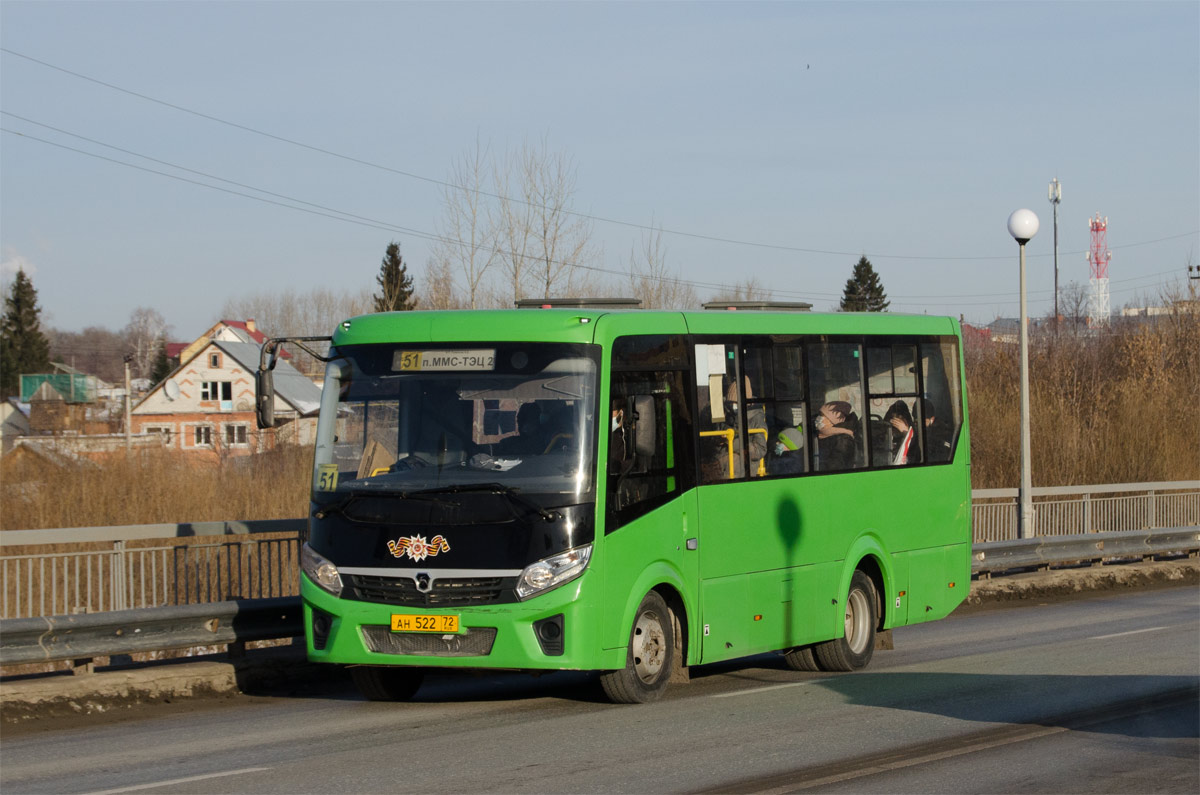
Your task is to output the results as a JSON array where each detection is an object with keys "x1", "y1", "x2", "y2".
[
  {"x1": 0, "y1": 269, "x2": 52, "y2": 399},
  {"x1": 373, "y1": 242, "x2": 417, "y2": 312},
  {"x1": 839, "y1": 256, "x2": 890, "y2": 312},
  {"x1": 150, "y1": 335, "x2": 173, "y2": 385}
]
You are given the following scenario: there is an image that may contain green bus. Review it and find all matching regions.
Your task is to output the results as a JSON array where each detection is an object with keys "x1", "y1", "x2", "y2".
[{"x1": 256, "y1": 302, "x2": 971, "y2": 703}]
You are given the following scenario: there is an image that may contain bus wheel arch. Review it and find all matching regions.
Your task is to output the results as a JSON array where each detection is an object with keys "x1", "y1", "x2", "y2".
[
  {"x1": 600, "y1": 589, "x2": 676, "y2": 703},
  {"x1": 652, "y1": 584, "x2": 690, "y2": 682},
  {"x1": 854, "y1": 554, "x2": 887, "y2": 633},
  {"x1": 813, "y1": 569, "x2": 879, "y2": 672}
]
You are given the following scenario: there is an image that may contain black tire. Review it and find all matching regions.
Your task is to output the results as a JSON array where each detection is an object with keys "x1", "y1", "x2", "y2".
[
  {"x1": 813, "y1": 570, "x2": 878, "y2": 672},
  {"x1": 600, "y1": 591, "x2": 675, "y2": 704},
  {"x1": 782, "y1": 644, "x2": 821, "y2": 672},
  {"x1": 350, "y1": 666, "x2": 424, "y2": 701}
]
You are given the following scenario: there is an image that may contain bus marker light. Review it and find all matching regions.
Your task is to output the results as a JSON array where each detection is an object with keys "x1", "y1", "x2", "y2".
[
  {"x1": 754, "y1": 615, "x2": 762, "y2": 622},
  {"x1": 948, "y1": 582, "x2": 956, "y2": 588}
]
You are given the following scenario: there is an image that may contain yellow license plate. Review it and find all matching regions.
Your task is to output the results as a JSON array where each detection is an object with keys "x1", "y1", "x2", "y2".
[{"x1": 390, "y1": 614, "x2": 460, "y2": 633}]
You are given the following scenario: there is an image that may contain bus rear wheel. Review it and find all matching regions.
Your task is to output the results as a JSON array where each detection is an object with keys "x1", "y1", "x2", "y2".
[
  {"x1": 350, "y1": 666, "x2": 424, "y2": 701},
  {"x1": 813, "y1": 570, "x2": 878, "y2": 672},
  {"x1": 782, "y1": 645, "x2": 821, "y2": 671},
  {"x1": 600, "y1": 591, "x2": 675, "y2": 704}
]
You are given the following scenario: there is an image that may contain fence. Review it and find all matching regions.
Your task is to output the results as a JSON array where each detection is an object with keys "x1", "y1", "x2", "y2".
[
  {"x1": 2, "y1": 483, "x2": 1197, "y2": 620},
  {"x1": 0, "y1": 520, "x2": 303, "y2": 620},
  {"x1": 970, "y1": 481, "x2": 1199, "y2": 542}
]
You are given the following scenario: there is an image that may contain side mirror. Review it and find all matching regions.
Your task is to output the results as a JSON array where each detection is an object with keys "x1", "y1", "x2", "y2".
[{"x1": 255, "y1": 368, "x2": 275, "y2": 429}]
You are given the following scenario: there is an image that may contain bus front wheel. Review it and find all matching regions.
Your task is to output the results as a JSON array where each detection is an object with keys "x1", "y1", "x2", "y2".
[
  {"x1": 350, "y1": 665, "x2": 424, "y2": 701},
  {"x1": 600, "y1": 591, "x2": 675, "y2": 704},
  {"x1": 814, "y1": 570, "x2": 877, "y2": 672}
]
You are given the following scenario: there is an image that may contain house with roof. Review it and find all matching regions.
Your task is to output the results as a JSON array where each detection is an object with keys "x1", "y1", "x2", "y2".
[
  {"x1": 132, "y1": 338, "x2": 320, "y2": 456},
  {"x1": 160, "y1": 319, "x2": 294, "y2": 381},
  {"x1": 1, "y1": 398, "x2": 32, "y2": 454}
]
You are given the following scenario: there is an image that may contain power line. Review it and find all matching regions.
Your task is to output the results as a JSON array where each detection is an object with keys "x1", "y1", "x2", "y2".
[
  {"x1": 4, "y1": 118, "x2": 1194, "y2": 309},
  {"x1": 5, "y1": 47, "x2": 1195, "y2": 264}
]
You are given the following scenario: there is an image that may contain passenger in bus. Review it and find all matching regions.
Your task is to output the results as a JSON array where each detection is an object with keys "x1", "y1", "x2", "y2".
[
  {"x1": 770, "y1": 425, "x2": 807, "y2": 474},
  {"x1": 815, "y1": 400, "x2": 860, "y2": 470},
  {"x1": 922, "y1": 398, "x2": 954, "y2": 462},
  {"x1": 884, "y1": 400, "x2": 920, "y2": 465}
]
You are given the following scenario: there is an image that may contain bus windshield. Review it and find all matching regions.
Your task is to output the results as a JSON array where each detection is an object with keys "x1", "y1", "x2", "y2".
[{"x1": 311, "y1": 342, "x2": 599, "y2": 506}]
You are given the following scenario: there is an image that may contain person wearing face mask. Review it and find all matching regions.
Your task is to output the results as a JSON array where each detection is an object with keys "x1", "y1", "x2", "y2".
[{"x1": 814, "y1": 400, "x2": 860, "y2": 471}]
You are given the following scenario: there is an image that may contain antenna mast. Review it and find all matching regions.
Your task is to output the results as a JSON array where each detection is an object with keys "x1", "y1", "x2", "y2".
[{"x1": 1086, "y1": 213, "x2": 1111, "y2": 327}]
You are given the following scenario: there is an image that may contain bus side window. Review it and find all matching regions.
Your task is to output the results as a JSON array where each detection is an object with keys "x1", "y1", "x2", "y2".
[
  {"x1": 696, "y1": 343, "x2": 741, "y2": 482},
  {"x1": 866, "y1": 343, "x2": 921, "y2": 467},
  {"x1": 920, "y1": 341, "x2": 962, "y2": 462},
  {"x1": 764, "y1": 345, "x2": 807, "y2": 475},
  {"x1": 806, "y1": 342, "x2": 867, "y2": 472}
]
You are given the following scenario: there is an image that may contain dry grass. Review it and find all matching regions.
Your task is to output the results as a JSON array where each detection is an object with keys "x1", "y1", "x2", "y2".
[
  {"x1": 1, "y1": 447, "x2": 312, "y2": 531},
  {"x1": 3, "y1": 310, "x2": 1198, "y2": 530},
  {"x1": 968, "y1": 308, "x2": 1200, "y2": 489}
]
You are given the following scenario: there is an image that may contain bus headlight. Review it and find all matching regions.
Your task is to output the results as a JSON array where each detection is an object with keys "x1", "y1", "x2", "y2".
[
  {"x1": 301, "y1": 543, "x2": 343, "y2": 597},
  {"x1": 516, "y1": 544, "x2": 592, "y2": 600}
]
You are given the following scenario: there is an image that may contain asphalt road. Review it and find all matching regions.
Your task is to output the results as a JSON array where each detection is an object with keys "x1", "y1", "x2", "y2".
[{"x1": 2, "y1": 586, "x2": 1197, "y2": 794}]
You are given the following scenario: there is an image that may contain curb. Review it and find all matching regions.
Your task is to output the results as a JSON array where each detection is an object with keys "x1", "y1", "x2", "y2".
[{"x1": 3, "y1": 559, "x2": 1197, "y2": 723}]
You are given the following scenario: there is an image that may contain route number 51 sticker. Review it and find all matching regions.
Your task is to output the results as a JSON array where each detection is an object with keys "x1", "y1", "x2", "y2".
[{"x1": 316, "y1": 464, "x2": 339, "y2": 492}]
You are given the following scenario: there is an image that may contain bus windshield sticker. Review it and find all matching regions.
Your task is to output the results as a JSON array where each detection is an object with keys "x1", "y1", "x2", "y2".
[
  {"x1": 394, "y1": 349, "x2": 496, "y2": 372},
  {"x1": 316, "y1": 463, "x2": 338, "y2": 492},
  {"x1": 387, "y1": 534, "x2": 451, "y2": 562}
]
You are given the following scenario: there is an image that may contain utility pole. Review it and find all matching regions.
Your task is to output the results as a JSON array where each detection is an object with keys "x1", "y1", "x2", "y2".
[
  {"x1": 1048, "y1": 178, "x2": 1062, "y2": 328},
  {"x1": 124, "y1": 355, "x2": 132, "y2": 452}
]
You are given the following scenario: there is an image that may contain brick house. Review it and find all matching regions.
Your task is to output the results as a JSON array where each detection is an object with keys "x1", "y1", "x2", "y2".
[{"x1": 131, "y1": 339, "x2": 320, "y2": 456}]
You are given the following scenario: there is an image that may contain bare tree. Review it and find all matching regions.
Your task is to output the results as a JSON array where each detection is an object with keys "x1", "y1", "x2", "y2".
[
  {"x1": 429, "y1": 137, "x2": 498, "y2": 309},
  {"x1": 123, "y1": 307, "x2": 169, "y2": 381},
  {"x1": 518, "y1": 141, "x2": 595, "y2": 299},
  {"x1": 220, "y1": 287, "x2": 372, "y2": 338},
  {"x1": 626, "y1": 223, "x2": 698, "y2": 309},
  {"x1": 420, "y1": 256, "x2": 464, "y2": 310},
  {"x1": 708, "y1": 278, "x2": 772, "y2": 305},
  {"x1": 1059, "y1": 281, "x2": 1089, "y2": 337}
]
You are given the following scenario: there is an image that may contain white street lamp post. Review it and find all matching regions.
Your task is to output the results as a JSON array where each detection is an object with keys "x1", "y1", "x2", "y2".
[{"x1": 1008, "y1": 209, "x2": 1039, "y2": 539}]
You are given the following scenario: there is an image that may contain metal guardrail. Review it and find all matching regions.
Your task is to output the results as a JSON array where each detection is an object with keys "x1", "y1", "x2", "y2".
[
  {"x1": 972, "y1": 527, "x2": 1200, "y2": 575},
  {"x1": 0, "y1": 597, "x2": 301, "y2": 666},
  {"x1": 1, "y1": 529, "x2": 1196, "y2": 670},
  {"x1": 1, "y1": 483, "x2": 1197, "y2": 620}
]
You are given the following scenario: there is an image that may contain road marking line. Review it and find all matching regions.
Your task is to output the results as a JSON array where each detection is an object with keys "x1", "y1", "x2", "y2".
[
  {"x1": 1089, "y1": 626, "x2": 1168, "y2": 640},
  {"x1": 712, "y1": 680, "x2": 825, "y2": 699},
  {"x1": 84, "y1": 767, "x2": 271, "y2": 795}
]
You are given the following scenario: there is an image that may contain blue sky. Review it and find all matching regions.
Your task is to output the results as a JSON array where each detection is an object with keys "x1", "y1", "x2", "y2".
[{"x1": 2, "y1": 1, "x2": 1197, "y2": 337}]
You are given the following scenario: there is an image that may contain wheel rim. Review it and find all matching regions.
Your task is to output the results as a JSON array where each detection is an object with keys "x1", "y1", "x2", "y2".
[
  {"x1": 632, "y1": 609, "x2": 667, "y2": 683},
  {"x1": 844, "y1": 587, "x2": 871, "y2": 655}
]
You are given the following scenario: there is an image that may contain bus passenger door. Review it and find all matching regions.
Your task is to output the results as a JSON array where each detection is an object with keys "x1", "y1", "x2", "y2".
[{"x1": 600, "y1": 355, "x2": 699, "y2": 664}]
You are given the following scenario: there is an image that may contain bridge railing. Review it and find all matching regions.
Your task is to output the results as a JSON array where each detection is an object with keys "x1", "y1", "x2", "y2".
[
  {"x1": 970, "y1": 481, "x2": 1199, "y2": 543},
  {"x1": 2, "y1": 482, "x2": 1197, "y2": 620}
]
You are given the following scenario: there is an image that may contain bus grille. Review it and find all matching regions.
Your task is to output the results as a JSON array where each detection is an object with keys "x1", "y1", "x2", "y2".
[
  {"x1": 361, "y1": 625, "x2": 497, "y2": 657},
  {"x1": 345, "y1": 575, "x2": 514, "y2": 607}
]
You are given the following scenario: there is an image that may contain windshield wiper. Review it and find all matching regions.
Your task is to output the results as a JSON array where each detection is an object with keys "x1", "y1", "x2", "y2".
[
  {"x1": 313, "y1": 489, "x2": 452, "y2": 520},
  {"x1": 409, "y1": 483, "x2": 561, "y2": 522}
]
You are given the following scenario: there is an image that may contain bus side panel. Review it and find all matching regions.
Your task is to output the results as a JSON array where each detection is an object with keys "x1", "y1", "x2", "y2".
[
  {"x1": 896, "y1": 543, "x2": 969, "y2": 624},
  {"x1": 599, "y1": 491, "x2": 700, "y2": 665},
  {"x1": 887, "y1": 550, "x2": 911, "y2": 626},
  {"x1": 750, "y1": 562, "x2": 841, "y2": 655}
]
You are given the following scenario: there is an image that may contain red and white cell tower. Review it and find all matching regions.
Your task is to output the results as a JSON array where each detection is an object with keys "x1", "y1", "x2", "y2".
[{"x1": 1086, "y1": 213, "x2": 1111, "y2": 326}]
